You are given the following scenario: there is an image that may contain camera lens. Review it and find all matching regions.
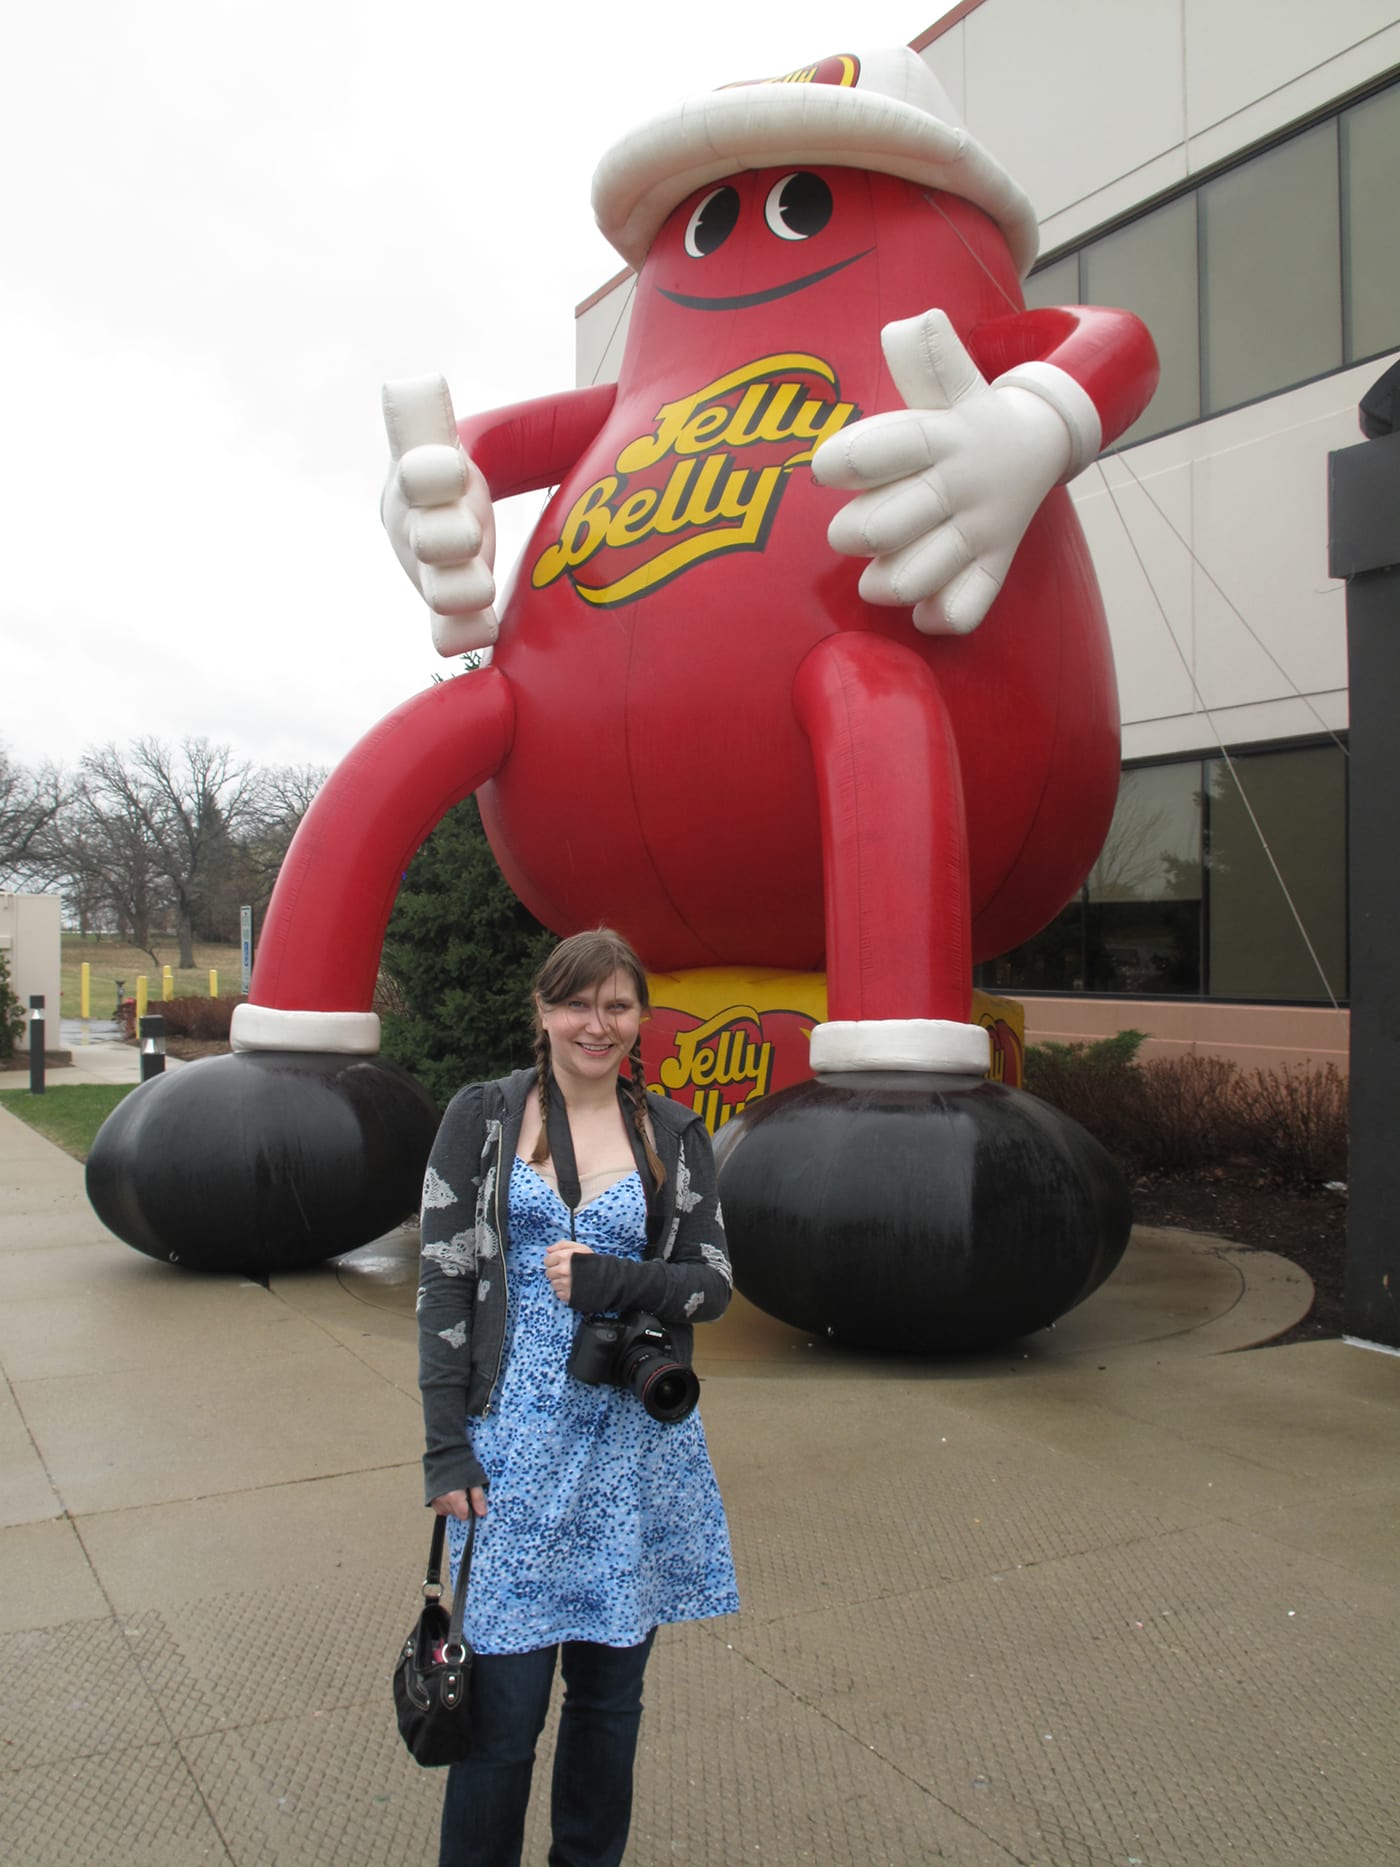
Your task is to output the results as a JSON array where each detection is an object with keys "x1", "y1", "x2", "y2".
[{"x1": 634, "y1": 1359, "x2": 700, "y2": 1423}]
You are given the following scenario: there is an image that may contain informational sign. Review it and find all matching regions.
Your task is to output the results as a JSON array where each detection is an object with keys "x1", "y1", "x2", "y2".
[{"x1": 240, "y1": 906, "x2": 253, "y2": 997}]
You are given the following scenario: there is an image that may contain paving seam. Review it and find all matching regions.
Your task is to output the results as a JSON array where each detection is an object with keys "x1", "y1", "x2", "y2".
[
  {"x1": 690, "y1": 1632, "x2": 1035, "y2": 1865},
  {"x1": 46, "y1": 1520, "x2": 242, "y2": 1863},
  {"x1": 261, "y1": 1282, "x2": 419, "y2": 1403},
  {"x1": 957, "y1": 1380, "x2": 1368, "y2": 1483},
  {"x1": 1, "y1": 1362, "x2": 68, "y2": 1521},
  {"x1": 32, "y1": 1459, "x2": 427, "y2": 1525},
  {"x1": 719, "y1": 1516, "x2": 1230, "y2": 1634},
  {"x1": 1196, "y1": 1492, "x2": 1400, "y2": 1590}
]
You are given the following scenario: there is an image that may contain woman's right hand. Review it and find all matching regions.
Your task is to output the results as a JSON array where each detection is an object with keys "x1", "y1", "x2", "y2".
[{"x1": 431, "y1": 1486, "x2": 488, "y2": 1519}]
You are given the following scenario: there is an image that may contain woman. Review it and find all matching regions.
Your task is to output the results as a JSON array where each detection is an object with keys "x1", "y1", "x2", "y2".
[{"x1": 417, "y1": 927, "x2": 739, "y2": 1867}]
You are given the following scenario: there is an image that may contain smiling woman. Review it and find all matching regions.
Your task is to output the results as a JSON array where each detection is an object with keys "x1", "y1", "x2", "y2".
[{"x1": 415, "y1": 925, "x2": 738, "y2": 1867}]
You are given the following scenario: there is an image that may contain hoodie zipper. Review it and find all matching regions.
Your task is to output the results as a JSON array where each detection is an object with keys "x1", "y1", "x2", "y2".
[{"x1": 481, "y1": 1106, "x2": 509, "y2": 1416}]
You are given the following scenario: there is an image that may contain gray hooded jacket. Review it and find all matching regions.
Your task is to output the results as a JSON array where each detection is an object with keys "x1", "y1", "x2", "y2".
[{"x1": 417, "y1": 1067, "x2": 733, "y2": 1504}]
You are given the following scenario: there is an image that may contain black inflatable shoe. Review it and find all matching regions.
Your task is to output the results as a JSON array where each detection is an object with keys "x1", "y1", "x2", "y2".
[
  {"x1": 86, "y1": 1052, "x2": 439, "y2": 1275},
  {"x1": 714, "y1": 1072, "x2": 1131, "y2": 1353}
]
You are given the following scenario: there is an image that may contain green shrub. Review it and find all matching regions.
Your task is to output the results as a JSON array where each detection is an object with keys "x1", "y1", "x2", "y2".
[
  {"x1": 115, "y1": 995, "x2": 244, "y2": 1041},
  {"x1": 1131, "y1": 1053, "x2": 1241, "y2": 1174},
  {"x1": 0, "y1": 954, "x2": 26, "y2": 1059},
  {"x1": 1024, "y1": 1030, "x2": 1149, "y2": 1157},
  {"x1": 1227, "y1": 1062, "x2": 1349, "y2": 1187},
  {"x1": 1025, "y1": 1028, "x2": 1348, "y2": 1187}
]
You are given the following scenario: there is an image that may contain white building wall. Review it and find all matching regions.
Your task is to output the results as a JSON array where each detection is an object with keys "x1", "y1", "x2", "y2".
[
  {"x1": 931, "y1": 0, "x2": 1400, "y2": 251},
  {"x1": 575, "y1": 2, "x2": 1396, "y2": 764},
  {"x1": 0, "y1": 893, "x2": 62, "y2": 1053},
  {"x1": 915, "y1": 0, "x2": 1397, "y2": 763},
  {"x1": 576, "y1": 274, "x2": 633, "y2": 389},
  {"x1": 1072, "y1": 362, "x2": 1375, "y2": 761}
]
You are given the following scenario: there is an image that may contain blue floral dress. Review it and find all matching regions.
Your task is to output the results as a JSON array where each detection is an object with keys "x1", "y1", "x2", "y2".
[{"x1": 446, "y1": 1156, "x2": 739, "y2": 1653}]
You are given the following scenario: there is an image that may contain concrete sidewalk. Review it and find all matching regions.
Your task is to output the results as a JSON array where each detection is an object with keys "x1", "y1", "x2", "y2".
[{"x1": 2, "y1": 1044, "x2": 1398, "y2": 1864}]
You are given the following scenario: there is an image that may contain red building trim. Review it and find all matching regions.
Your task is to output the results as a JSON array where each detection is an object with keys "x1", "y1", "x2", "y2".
[{"x1": 911, "y1": 0, "x2": 990, "y2": 50}]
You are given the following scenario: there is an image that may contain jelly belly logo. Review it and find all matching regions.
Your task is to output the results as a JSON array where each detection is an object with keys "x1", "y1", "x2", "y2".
[
  {"x1": 530, "y1": 355, "x2": 859, "y2": 608},
  {"x1": 644, "y1": 1005, "x2": 813, "y2": 1133},
  {"x1": 984, "y1": 1017, "x2": 1023, "y2": 1086},
  {"x1": 727, "y1": 53, "x2": 860, "y2": 91}
]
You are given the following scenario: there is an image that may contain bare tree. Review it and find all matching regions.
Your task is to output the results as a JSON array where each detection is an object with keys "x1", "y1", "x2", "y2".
[
  {"x1": 52, "y1": 768, "x2": 172, "y2": 955},
  {"x1": 79, "y1": 739, "x2": 267, "y2": 967},
  {"x1": 0, "y1": 743, "x2": 70, "y2": 890},
  {"x1": 240, "y1": 762, "x2": 328, "y2": 910}
]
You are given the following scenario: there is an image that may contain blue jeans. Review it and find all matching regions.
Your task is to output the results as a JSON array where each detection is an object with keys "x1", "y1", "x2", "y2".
[{"x1": 438, "y1": 1631, "x2": 657, "y2": 1867}]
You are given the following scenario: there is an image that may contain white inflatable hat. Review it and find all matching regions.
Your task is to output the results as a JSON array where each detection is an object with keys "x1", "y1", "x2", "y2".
[{"x1": 592, "y1": 47, "x2": 1039, "y2": 279}]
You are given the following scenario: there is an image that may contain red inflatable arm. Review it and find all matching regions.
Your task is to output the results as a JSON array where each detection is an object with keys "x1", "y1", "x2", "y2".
[
  {"x1": 458, "y1": 383, "x2": 618, "y2": 501},
  {"x1": 251, "y1": 671, "x2": 515, "y2": 1014},
  {"x1": 968, "y1": 305, "x2": 1159, "y2": 452}
]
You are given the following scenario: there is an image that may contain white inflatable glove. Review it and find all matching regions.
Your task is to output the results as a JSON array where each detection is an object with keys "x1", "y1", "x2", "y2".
[
  {"x1": 811, "y1": 310, "x2": 1101, "y2": 636},
  {"x1": 381, "y1": 374, "x2": 499, "y2": 657}
]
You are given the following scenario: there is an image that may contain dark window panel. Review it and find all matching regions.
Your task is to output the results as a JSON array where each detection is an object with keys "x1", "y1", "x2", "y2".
[
  {"x1": 1023, "y1": 252, "x2": 1079, "y2": 311},
  {"x1": 1342, "y1": 83, "x2": 1400, "y2": 363},
  {"x1": 1199, "y1": 122, "x2": 1342, "y2": 414},
  {"x1": 1086, "y1": 195, "x2": 1200, "y2": 445},
  {"x1": 1206, "y1": 747, "x2": 1348, "y2": 1001}
]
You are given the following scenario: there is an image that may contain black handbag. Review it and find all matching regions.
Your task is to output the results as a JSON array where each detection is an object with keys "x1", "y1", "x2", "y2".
[{"x1": 393, "y1": 1509, "x2": 477, "y2": 1766}]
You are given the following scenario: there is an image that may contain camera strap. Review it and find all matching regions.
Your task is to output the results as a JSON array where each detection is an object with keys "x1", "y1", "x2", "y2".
[{"x1": 545, "y1": 1074, "x2": 663, "y2": 1252}]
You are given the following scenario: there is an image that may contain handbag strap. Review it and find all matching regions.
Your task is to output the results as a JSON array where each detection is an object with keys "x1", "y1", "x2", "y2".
[
  {"x1": 447, "y1": 1510, "x2": 476, "y2": 1649},
  {"x1": 423, "y1": 1510, "x2": 478, "y2": 1656}
]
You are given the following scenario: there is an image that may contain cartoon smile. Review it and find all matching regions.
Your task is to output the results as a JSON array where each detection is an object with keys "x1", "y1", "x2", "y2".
[{"x1": 656, "y1": 248, "x2": 872, "y2": 311}]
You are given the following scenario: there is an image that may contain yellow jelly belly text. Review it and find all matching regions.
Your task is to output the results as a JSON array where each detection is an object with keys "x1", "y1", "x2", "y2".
[
  {"x1": 653, "y1": 1007, "x2": 775, "y2": 1131},
  {"x1": 530, "y1": 354, "x2": 858, "y2": 607}
]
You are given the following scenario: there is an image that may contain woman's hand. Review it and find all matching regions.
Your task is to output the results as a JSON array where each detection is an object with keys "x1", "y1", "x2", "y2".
[
  {"x1": 431, "y1": 1487, "x2": 488, "y2": 1519},
  {"x1": 543, "y1": 1239, "x2": 594, "y2": 1304}
]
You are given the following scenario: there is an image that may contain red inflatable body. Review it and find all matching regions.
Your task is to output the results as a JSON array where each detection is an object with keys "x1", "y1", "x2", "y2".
[{"x1": 253, "y1": 170, "x2": 1156, "y2": 1030}]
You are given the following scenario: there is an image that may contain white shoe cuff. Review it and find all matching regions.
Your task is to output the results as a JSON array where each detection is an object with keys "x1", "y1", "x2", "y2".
[
  {"x1": 810, "y1": 1019, "x2": 990, "y2": 1075},
  {"x1": 230, "y1": 1005, "x2": 382, "y2": 1055}
]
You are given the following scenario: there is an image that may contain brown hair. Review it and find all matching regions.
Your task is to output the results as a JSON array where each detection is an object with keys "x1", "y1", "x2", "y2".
[{"x1": 529, "y1": 928, "x2": 665, "y2": 1189}]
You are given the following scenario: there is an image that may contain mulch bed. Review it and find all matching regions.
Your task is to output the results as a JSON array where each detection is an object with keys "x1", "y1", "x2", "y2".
[
  {"x1": 161, "y1": 1037, "x2": 233, "y2": 1062},
  {"x1": 1129, "y1": 1168, "x2": 1347, "y2": 1346}
]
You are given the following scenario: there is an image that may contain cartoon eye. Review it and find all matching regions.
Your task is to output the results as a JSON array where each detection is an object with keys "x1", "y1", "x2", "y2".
[
  {"x1": 684, "y1": 186, "x2": 741, "y2": 257},
  {"x1": 764, "y1": 172, "x2": 833, "y2": 241}
]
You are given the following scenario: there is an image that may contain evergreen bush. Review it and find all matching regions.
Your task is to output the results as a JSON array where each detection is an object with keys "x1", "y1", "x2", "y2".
[
  {"x1": 379, "y1": 795, "x2": 555, "y2": 1111},
  {"x1": 0, "y1": 953, "x2": 26, "y2": 1059}
]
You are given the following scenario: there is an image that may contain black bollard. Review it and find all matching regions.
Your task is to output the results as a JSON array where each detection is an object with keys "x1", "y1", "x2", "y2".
[
  {"x1": 28, "y1": 996, "x2": 44, "y2": 1096},
  {"x1": 139, "y1": 1015, "x2": 167, "y2": 1082}
]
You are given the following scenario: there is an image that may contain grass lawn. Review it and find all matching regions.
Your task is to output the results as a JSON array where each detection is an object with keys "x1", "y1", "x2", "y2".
[
  {"x1": 0, "y1": 1083, "x2": 134, "y2": 1160},
  {"x1": 61, "y1": 933, "x2": 245, "y2": 1019}
]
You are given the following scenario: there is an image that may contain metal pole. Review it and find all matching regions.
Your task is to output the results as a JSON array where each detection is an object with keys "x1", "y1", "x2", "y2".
[
  {"x1": 28, "y1": 996, "x2": 44, "y2": 1096},
  {"x1": 139, "y1": 1014, "x2": 167, "y2": 1083},
  {"x1": 1328, "y1": 371, "x2": 1400, "y2": 1353}
]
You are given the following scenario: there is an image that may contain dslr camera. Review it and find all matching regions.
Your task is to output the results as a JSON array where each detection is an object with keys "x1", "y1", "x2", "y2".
[{"x1": 568, "y1": 1311, "x2": 700, "y2": 1422}]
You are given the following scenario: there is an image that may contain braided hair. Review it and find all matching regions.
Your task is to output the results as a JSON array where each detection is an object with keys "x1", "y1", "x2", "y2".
[{"x1": 528, "y1": 928, "x2": 666, "y2": 1190}]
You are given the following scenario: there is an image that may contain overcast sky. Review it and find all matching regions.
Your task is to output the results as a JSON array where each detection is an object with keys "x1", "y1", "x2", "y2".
[{"x1": 3, "y1": 1, "x2": 940, "y2": 777}]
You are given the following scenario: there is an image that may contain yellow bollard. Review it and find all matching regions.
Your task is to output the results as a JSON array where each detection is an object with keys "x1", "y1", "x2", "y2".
[
  {"x1": 81, "y1": 962, "x2": 91, "y2": 1020},
  {"x1": 136, "y1": 976, "x2": 149, "y2": 1022},
  {"x1": 209, "y1": 969, "x2": 218, "y2": 998},
  {"x1": 162, "y1": 964, "x2": 173, "y2": 1001}
]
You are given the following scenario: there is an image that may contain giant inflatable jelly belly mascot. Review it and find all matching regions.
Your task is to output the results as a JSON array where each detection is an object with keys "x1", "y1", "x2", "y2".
[{"x1": 88, "y1": 49, "x2": 1157, "y2": 1348}]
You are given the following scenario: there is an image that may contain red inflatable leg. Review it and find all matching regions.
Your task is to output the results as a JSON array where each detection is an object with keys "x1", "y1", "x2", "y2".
[
  {"x1": 792, "y1": 634, "x2": 970, "y2": 1025},
  {"x1": 252, "y1": 670, "x2": 514, "y2": 1013}
]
